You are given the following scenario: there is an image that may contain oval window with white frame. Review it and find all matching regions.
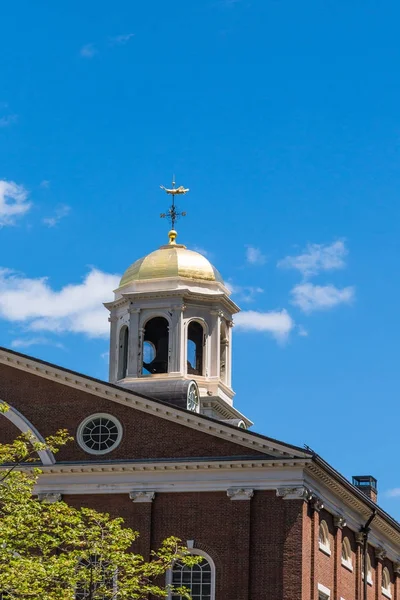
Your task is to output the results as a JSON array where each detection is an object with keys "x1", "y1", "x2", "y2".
[{"x1": 77, "y1": 413, "x2": 123, "y2": 455}]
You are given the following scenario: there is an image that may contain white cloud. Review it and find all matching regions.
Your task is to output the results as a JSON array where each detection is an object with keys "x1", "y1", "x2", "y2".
[
  {"x1": 80, "y1": 43, "x2": 97, "y2": 58},
  {"x1": 42, "y1": 204, "x2": 71, "y2": 227},
  {"x1": 11, "y1": 337, "x2": 65, "y2": 350},
  {"x1": 40, "y1": 180, "x2": 50, "y2": 189},
  {"x1": 192, "y1": 246, "x2": 210, "y2": 257},
  {"x1": 226, "y1": 282, "x2": 264, "y2": 302},
  {"x1": 385, "y1": 488, "x2": 400, "y2": 498},
  {"x1": 246, "y1": 245, "x2": 266, "y2": 265},
  {"x1": 0, "y1": 114, "x2": 18, "y2": 127},
  {"x1": 278, "y1": 240, "x2": 347, "y2": 278},
  {"x1": 297, "y1": 325, "x2": 309, "y2": 337},
  {"x1": 291, "y1": 283, "x2": 355, "y2": 313},
  {"x1": 101, "y1": 351, "x2": 109, "y2": 361},
  {"x1": 0, "y1": 180, "x2": 31, "y2": 226},
  {"x1": 109, "y1": 33, "x2": 135, "y2": 45},
  {"x1": 235, "y1": 309, "x2": 294, "y2": 342},
  {"x1": 0, "y1": 268, "x2": 120, "y2": 338}
]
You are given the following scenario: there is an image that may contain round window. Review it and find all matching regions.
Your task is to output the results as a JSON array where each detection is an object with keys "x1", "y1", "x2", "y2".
[{"x1": 77, "y1": 414, "x2": 123, "y2": 455}]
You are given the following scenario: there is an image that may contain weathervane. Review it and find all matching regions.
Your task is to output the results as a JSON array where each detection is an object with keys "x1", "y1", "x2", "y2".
[{"x1": 160, "y1": 178, "x2": 189, "y2": 232}]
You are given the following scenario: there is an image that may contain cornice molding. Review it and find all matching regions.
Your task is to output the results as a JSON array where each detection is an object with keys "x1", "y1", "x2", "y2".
[
  {"x1": 0, "y1": 348, "x2": 309, "y2": 460},
  {"x1": 306, "y1": 463, "x2": 400, "y2": 553},
  {"x1": 40, "y1": 458, "x2": 309, "y2": 476}
]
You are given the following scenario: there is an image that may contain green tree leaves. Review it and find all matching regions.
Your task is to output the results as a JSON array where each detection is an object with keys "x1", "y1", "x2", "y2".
[{"x1": 0, "y1": 413, "x2": 196, "y2": 599}]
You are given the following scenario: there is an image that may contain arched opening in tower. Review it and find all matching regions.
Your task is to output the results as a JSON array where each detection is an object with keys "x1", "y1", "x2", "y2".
[
  {"x1": 142, "y1": 317, "x2": 169, "y2": 375},
  {"x1": 118, "y1": 325, "x2": 129, "y2": 379},
  {"x1": 187, "y1": 321, "x2": 204, "y2": 376}
]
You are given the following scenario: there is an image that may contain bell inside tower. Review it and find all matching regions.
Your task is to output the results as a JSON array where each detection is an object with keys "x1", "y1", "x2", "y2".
[{"x1": 142, "y1": 317, "x2": 169, "y2": 375}]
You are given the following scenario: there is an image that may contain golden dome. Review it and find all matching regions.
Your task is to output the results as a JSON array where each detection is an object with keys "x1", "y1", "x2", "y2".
[{"x1": 120, "y1": 233, "x2": 224, "y2": 287}]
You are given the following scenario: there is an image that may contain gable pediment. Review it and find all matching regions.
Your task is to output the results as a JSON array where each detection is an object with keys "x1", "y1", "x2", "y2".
[{"x1": 0, "y1": 347, "x2": 310, "y2": 463}]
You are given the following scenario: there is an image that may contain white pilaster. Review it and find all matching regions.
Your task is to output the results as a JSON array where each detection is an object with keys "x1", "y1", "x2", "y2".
[{"x1": 127, "y1": 307, "x2": 140, "y2": 377}]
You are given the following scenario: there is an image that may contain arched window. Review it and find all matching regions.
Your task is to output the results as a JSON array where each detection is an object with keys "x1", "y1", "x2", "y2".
[
  {"x1": 341, "y1": 537, "x2": 352, "y2": 570},
  {"x1": 142, "y1": 317, "x2": 169, "y2": 375},
  {"x1": 168, "y1": 549, "x2": 215, "y2": 600},
  {"x1": 382, "y1": 567, "x2": 391, "y2": 598},
  {"x1": 75, "y1": 556, "x2": 116, "y2": 599},
  {"x1": 117, "y1": 326, "x2": 129, "y2": 380},
  {"x1": 187, "y1": 321, "x2": 204, "y2": 376},
  {"x1": 219, "y1": 320, "x2": 228, "y2": 383},
  {"x1": 362, "y1": 554, "x2": 373, "y2": 585},
  {"x1": 319, "y1": 520, "x2": 331, "y2": 555}
]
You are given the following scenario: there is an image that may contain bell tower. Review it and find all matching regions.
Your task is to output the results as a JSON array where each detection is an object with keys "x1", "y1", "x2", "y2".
[{"x1": 104, "y1": 182, "x2": 251, "y2": 428}]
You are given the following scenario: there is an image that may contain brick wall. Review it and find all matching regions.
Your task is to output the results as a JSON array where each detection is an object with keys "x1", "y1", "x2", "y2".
[{"x1": 64, "y1": 490, "x2": 304, "y2": 600}]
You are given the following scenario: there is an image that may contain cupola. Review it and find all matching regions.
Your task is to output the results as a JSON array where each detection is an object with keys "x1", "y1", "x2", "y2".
[{"x1": 104, "y1": 182, "x2": 252, "y2": 428}]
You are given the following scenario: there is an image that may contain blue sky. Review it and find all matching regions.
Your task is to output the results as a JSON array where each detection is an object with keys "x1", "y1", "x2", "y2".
[{"x1": 2, "y1": 0, "x2": 400, "y2": 515}]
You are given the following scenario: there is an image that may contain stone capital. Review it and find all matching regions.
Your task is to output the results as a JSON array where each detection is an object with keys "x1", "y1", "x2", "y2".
[
  {"x1": 38, "y1": 492, "x2": 62, "y2": 504},
  {"x1": 171, "y1": 303, "x2": 185, "y2": 312},
  {"x1": 334, "y1": 515, "x2": 347, "y2": 529},
  {"x1": 310, "y1": 497, "x2": 324, "y2": 512},
  {"x1": 276, "y1": 486, "x2": 313, "y2": 501},
  {"x1": 128, "y1": 307, "x2": 141, "y2": 315},
  {"x1": 227, "y1": 487, "x2": 254, "y2": 501},
  {"x1": 375, "y1": 546, "x2": 387, "y2": 561},
  {"x1": 355, "y1": 532, "x2": 365, "y2": 546},
  {"x1": 129, "y1": 491, "x2": 155, "y2": 503}
]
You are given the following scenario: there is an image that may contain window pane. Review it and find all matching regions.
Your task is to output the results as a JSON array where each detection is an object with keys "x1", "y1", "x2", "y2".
[{"x1": 170, "y1": 558, "x2": 213, "y2": 600}]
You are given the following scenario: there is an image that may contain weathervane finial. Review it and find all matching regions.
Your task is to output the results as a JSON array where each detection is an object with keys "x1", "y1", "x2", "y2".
[{"x1": 160, "y1": 178, "x2": 189, "y2": 243}]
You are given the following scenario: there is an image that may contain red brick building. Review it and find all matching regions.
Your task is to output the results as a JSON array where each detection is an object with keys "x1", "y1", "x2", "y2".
[{"x1": 0, "y1": 229, "x2": 399, "y2": 600}]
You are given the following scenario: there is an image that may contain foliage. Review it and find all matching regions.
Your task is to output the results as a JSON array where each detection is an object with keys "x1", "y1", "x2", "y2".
[{"x1": 0, "y1": 402, "x2": 196, "y2": 599}]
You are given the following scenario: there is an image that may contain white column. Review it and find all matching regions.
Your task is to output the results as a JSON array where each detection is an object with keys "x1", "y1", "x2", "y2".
[
  {"x1": 108, "y1": 314, "x2": 118, "y2": 382},
  {"x1": 127, "y1": 307, "x2": 140, "y2": 377},
  {"x1": 227, "y1": 319, "x2": 234, "y2": 388},
  {"x1": 169, "y1": 304, "x2": 184, "y2": 375},
  {"x1": 209, "y1": 309, "x2": 222, "y2": 378}
]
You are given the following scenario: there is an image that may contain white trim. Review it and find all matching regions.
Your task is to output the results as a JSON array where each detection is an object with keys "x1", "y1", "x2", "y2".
[
  {"x1": 77, "y1": 413, "x2": 123, "y2": 455},
  {"x1": 362, "y1": 573, "x2": 373, "y2": 586},
  {"x1": 0, "y1": 402, "x2": 55, "y2": 465},
  {"x1": 382, "y1": 589, "x2": 392, "y2": 599},
  {"x1": 318, "y1": 583, "x2": 331, "y2": 599},
  {"x1": 319, "y1": 543, "x2": 332, "y2": 557},
  {"x1": 166, "y1": 547, "x2": 215, "y2": 600},
  {"x1": 34, "y1": 463, "x2": 306, "y2": 495},
  {"x1": 341, "y1": 558, "x2": 353, "y2": 572}
]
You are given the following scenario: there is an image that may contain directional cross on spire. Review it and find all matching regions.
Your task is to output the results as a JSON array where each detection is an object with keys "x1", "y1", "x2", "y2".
[{"x1": 160, "y1": 177, "x2": 189, "y2": 232}]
